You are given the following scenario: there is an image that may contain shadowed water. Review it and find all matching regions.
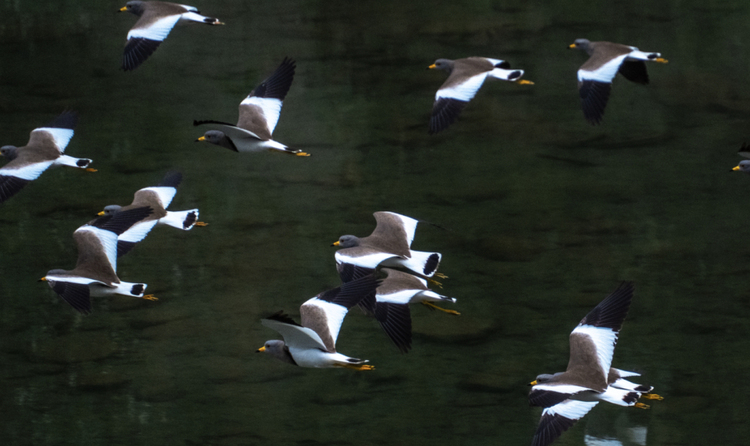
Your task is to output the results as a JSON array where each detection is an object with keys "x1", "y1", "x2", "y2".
[{"x1": 1, "y1": 0, "x2": 750, "y2": 445}]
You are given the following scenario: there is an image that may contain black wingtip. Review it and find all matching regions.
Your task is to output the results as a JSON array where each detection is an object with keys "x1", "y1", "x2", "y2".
[{"x1": 265, "y1": 310, "x2": 301, "y2": 326}]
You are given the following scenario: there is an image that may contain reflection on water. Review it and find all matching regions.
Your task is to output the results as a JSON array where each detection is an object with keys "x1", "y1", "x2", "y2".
[{"x1": 2, "y1": 0, "x2": 750, "y2": 445}]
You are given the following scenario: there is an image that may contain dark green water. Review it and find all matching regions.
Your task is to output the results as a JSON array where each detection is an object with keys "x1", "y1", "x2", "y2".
[{"x1": 1, "y1": 0, "x2": 749, "y2": 445}]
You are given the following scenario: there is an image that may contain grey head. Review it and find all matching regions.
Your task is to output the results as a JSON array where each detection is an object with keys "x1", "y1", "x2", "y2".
[
  {"x1": 429, "y1": 59, "x2": 455, "y2": 73},
  {"x1": 333, "y1": 235, "x2": 361, "y2": 248},
  {"x1": 0, "y1": 145, "x2": 18, "y2": 161},
  {"x1": 258, "y1": 340, "x2": 297, "y2": 365},
  {"x1": 120, "y1": 1, "x2": 146, "y2": 16},
  {"x1": 733, "y1": 160, "x2": 750, "y2": 173},
  {"x1": 197, "y1": 130, "x2": 236, "y2": 152},
  {"x1": 101, "y1": 205, "x2": 123, "y2": 216},
  {"x1": 534, "y1": 372, "x2": 563, "y2": 384},
  {"x1": 570, "y1": 38, "x2": 594, "y2": 55}
]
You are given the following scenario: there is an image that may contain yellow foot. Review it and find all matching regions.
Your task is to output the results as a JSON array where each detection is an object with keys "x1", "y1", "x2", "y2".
[
  {"x1": 338, "y1": 363, "x2": 374, "y2": 371},
  {"x1": 518, "y1": 79, "x2": 535, "y2": 85},
  {"x1": 421, "y1": 301, "x2": 460, "y2": 315},
  {"x1": 434, "y1": 272, "x2": 449, "y2": 279},
  {"x1": 427, "y1": 278, "x2": 443, "y2": 288},
  {"x1": 85, "y1": 168, "x2": 98, "y2": 172},
  {"x1": 655, "y1": 57, "x2": 668, "y2": 64},
  {"x1": 194, "y1": 222, "x2": 209, "y2": 227},
  {"x1": 642, "y1": 393, "x2": 664, "y2": 400},
  {"x1": 634, "y1": 402, "x2": 650, "y2": 409},
  {"x1": 142, "y1": 294, "x2": 158, "y2": 301},
  {"x1": 295, "y1": 151, "x2": 311, "y2": 157}
]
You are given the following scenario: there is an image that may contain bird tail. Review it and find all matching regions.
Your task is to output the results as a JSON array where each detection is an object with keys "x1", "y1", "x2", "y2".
[{"x1": 160, "y1": 209, "x2": 200, "y2": 230}]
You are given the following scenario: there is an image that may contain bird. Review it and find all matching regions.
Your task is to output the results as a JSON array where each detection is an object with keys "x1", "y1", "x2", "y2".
[
  {"x1": 194, "y1": 57, "x2": 310, "y2": 156},
  {"x1": 731, "y1": 142, "x2": 750, "y2": 173},
  {"x1": 41, "y1": 207, "x2": 158, "y2": 315},
  {"x1": 257, "y1": 274, "x2": 380, "y2": 369},
  {"x1": 0, "y1": 111, "x2": 96, "y2": 204},
  {"x1": 569, "y1": 38, "x2": 668, "y2": 125},
  {"x1": 528, "y1": 282, "x2": 662, "y2": 446},
  {"x1": 95, "y1": 171, "x2": 207, "y2": 257},
  {"x1": 333, "y1": 211, "x2": 442, "y2": 279},
  {"x1": 119, "y1": 1, "x2": 224, "y2": 71},
  {"x1": 353, "y1": 267, "x2": 458, "y2": 353},
  {"x1": 427, "y1": 57, "x2": 533, "y2": 134}
]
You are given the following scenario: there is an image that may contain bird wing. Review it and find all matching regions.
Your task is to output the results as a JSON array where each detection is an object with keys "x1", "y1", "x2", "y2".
[
  {"x1": 238, "y1": 57, "x2": 296, "y2": 136},
  {"x1": 531, "y1": 400, "x2": 599, "y2": 446},
  {"x1": 262, "y1": 316, "x2": 328, "y2": 351}
]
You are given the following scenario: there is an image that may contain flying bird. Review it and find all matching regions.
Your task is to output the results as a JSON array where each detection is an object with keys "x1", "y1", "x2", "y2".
[{"x1": 119, "y1": 1, "x2": 224, "y2": 71}]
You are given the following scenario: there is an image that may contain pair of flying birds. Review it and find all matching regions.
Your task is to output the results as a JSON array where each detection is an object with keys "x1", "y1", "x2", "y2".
[
  {"x1": 40, "y1": 171, "x2": 206, "y2": 314},
  {"x1": 257, "y1": 211, "x2": 455, "y2": 368}
]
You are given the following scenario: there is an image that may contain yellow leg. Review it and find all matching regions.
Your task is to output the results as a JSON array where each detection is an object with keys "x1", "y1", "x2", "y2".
[
  {"x1": 634, "y1": 402, "x2": 650, "y2": 409},
  {"x1": 295, "y1": 151, "x2": 311, "y2": 157},
  {"x1": 421, "y1": 301, "x2": 460, "y2": 315},
  {"x1": 427, "y1": 278, "x2": 443, "y2": 288},
  {"x1": 434, "y1": 272, "x2": 448, "y2": 279},
  {"x1": 194, "y1": 222, "x2": 209, "y2": 227},
  {"x1": 642, "y1": 393, "x2": 664, "y2": 400},
  {"x1": 337, "y1": 363, "x2": 374, "y2": 371},
  {"x1": 517, "y1": 79, "x2": 535, "y2": 85},
  {"x1": 142, "y1": 294, "x2": 158, "y2": 301},
  {"x1": 85, "y1": 168, "x2": 98, "y2": 172}
]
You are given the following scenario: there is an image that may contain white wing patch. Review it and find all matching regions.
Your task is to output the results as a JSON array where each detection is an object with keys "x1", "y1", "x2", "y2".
[
  {"x1": 32, "y1": 127, "x2": 74, "y2": 152},
  {"x1": 383, "y1": 212, "x2": 418, "y2": 247},
  {"x1": 44, "y1": 275, "x2": 100, "y2": 286},
  {"x1": 578, "y1": 54, "x2": 629, "y2": 83},
  {"x1": 303, "y1": 298, "x2": 349, "y2": 345},
  {"x1": 436, "y1": 72, "x2": 487, "y2": 102},
  {"x1": 76, "y1": 226, "x2": 119, "y2": 273},
  {"x1": 532, "y1": 383, "x2": 596, "y2": 395},
  {"x1": 140, "y1": 186, "x2": 177, "y2": 209},
  {"x1": 488, "y1": 67, "x2": 523, "y2": 81},
  {"x1": 179, "y1": 12, "x2": 210, "y2": 23},
  {"x1": 119, "y1": 220, "x2": 158, "y2": 244},
  {"x1": 0, "y1": 160, "x2": 54, "y2": 180},
  {"x1": 335, "y1": 250, "x2": 397, "y2": 269},
  {"x1": 543, "y1": 399, "x2": 599, "y2": 420},
  {"x1": 128, "y1": 15, "x2": 180, "y2": 42},
  {"x1": 573, "y1": 325, "x2": 618, "y2": 377},
  {"x1": 241, "y1": 97, "x2": 283, "y2": 135},
  {"x1": 376, "y1": 289, "x2": 421, "y2": 305}
]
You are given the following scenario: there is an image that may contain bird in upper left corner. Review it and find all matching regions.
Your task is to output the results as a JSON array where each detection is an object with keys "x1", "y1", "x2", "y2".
[
  {"x1": 0, "y1": 111, "x2": 96, "y2": 204},
  {"x1": 118, "y1": 1, "x2": 224, "y2": 71}
]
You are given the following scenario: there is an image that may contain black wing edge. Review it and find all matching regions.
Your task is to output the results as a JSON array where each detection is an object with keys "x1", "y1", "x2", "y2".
[
  {"x1": 429, "y1": 98, "x2": 469, "y2": 134},
  {"x1": 316, "y1": 274, "x2": 380, "y2": 310},
  {"x1": 265, "y1": 310, "x2": 301, "y2": 326},
  {"x1": 250, "y1": 57, "x2": 296, "y2": 100},
  {"x1": 45, "y1": 110, "x2": 78, "y2": 130},
  {"x1": 530, "y1": 411, "x2": 581, "y2": 446},
  {"x1": 373, "y1": 302, "x2": 412, "y2": 353},
  {"x1": 158, "y1": 171, "x2": 182, "y2": 189},
  {"x1": 578, "y1": 80, "x2": 611, "y2": 125},
  {"x1": 337, "y1": 263, "x2": 376, "y2": 283},
  {"x1": 117, "y1": 240, "x2": 139, "y2": 258},
  {"x1": 528, "y1": 388, "x2": 575, "y2": 408},
  {"x1": 0, "y1": 175, "x2": 31, "y2": 204},
  {"x1": 578, "y1": 281, "x2": 634, "y2": 331},
  {"x1": 92, "y1": 206, "x2": 153, "y2": 235},
  {"x1": 52, "y1": 281, "x2": 92, "y2": 315},
  {"x1": 618, "y1": 60, "x2": 649, "y2": 85},
  {"x1": 122, "y1": 38, "x2": 162, "y2": 71},
  {"x1": 193, "y1": 119, "x2": 238, "y2": 127}
]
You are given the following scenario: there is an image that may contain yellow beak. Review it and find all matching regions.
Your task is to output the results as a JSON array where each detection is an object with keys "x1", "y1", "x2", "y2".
[
  {"x1": 119, "y1": 6, "x2": 127, "y2": 12},
  {"x1": 529, "y1": 380, "x2": 537, "y2": 386},
  {"x1": 97, "y1": 211, "x2": 105, "y2": 216},
  {"x1": 196, "y1": 136, "x2": 206, "y2": 142},
  {"x1": 568, "y1": 43, "x2": 576, "y2": 49},
  {"x1": 428, "y1": 63, "x2": 436, "y2": 69},
  {"x1": 332, "y1": 241, "x2": 340, "y2": 246},
  {"x1": 39, "y1": 277, "x2": 47, "y2": 282},
  {"x1": 733, "y1": 165, "x2": 741, "y2": 171},
  {"x1": 256, "y1": 346, "x2": 266, "y2": 353}
]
